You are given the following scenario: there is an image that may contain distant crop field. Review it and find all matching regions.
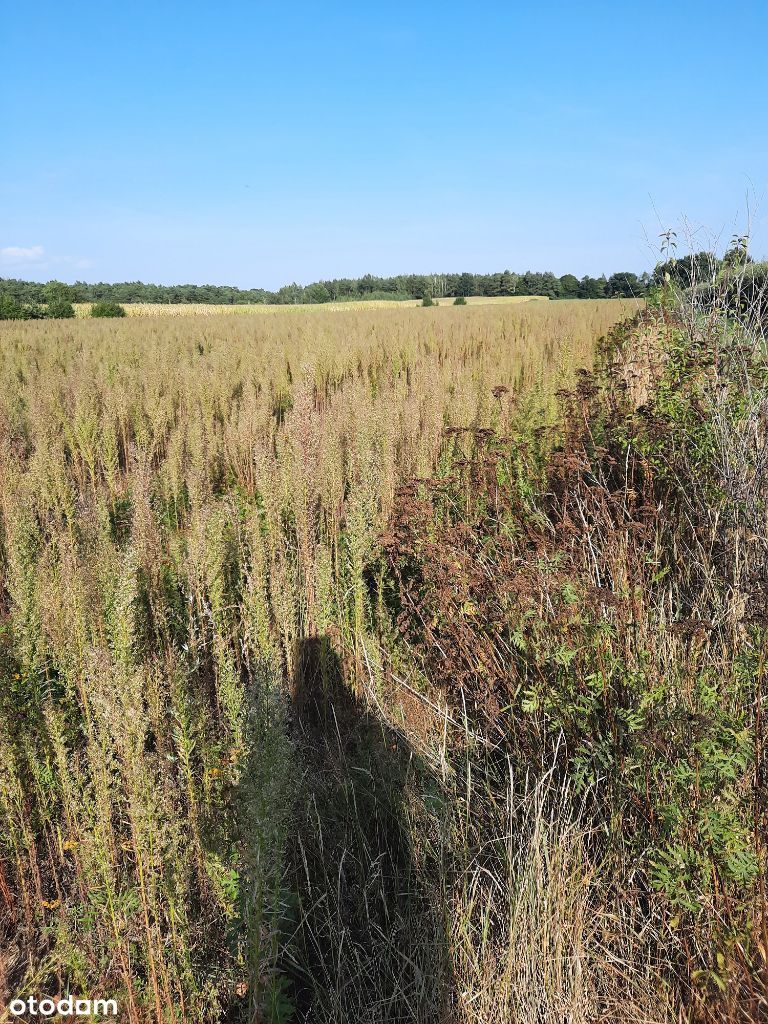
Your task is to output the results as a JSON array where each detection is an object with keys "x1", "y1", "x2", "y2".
[
  {"x1": 73, "y1": 293, "x2": 550, "y2": 317},
  {"x1": 422, "y1": 294, "x2": 548, "y2": 306}
]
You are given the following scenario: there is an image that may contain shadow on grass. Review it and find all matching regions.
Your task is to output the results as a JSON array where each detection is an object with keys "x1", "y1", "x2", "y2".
[{"x1": 283, "y1": 635, "x2": 454, "y2": 1024}]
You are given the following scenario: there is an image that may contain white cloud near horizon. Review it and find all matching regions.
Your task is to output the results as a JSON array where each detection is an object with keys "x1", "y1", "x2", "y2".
[{"x1": 0, "y1": 245, "x2": 46, "y2": 266}]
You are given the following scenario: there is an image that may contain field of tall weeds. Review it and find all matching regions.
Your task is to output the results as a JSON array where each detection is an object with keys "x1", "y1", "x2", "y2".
[{"x1": 3, "y1": 294, "x2": 764, "y2": 1024}]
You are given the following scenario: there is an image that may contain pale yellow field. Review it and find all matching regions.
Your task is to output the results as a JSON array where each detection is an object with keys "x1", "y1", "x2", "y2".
[
  {"x1": 74, "y1": 294, "x2": 549, "y2": 317},
  {"x1": 422, "y1": 294, "x2": 548, "y2": 306}
]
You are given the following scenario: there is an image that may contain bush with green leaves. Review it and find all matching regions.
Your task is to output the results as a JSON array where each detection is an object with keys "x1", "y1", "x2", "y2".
[
  {"x1": 453, "y1": 295, "x2": 467, "y2": 305},
  {"x1": 90, "y1": 301, "x2": 127, "y2": 318},
  {"x1": 0, "y1": 295, "x2": 47, "y2": 319},
  {"x1": 45, "y1": 298, "x2": 75, "y2": 319}
]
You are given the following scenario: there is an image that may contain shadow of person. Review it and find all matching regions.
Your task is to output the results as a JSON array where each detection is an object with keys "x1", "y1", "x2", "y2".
[{"x1": 282, "y1": 635, "x2": 454, "y2": 1024}]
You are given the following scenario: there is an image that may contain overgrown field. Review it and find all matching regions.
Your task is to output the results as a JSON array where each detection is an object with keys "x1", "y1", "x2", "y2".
[{"x1": 1, "y1": 295, "x2": 765, "y2": 1023}]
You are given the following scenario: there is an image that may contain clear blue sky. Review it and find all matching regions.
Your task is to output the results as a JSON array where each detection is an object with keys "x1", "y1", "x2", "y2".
[{"x1": 2, "y1": 1, "x2": 767, "y2": 288}]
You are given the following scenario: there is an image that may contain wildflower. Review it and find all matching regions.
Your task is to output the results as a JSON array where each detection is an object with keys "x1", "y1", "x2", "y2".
[{"x1": 41, "y1": 899, "x2": 60, "y2": 910}]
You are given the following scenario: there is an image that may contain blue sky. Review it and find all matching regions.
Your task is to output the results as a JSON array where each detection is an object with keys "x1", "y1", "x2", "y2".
[{"x1": 2, "y1": 1, "x2": 767, "y2": 288}]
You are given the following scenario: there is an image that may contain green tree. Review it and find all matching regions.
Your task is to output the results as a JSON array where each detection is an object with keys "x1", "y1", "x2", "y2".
[
  {"x1": 457, "y1": 272, "x2": 476, "y2": 297},
  {"x1": 558, "y1": 274, "x2": 580, "y2": 298},
  {"x1": 654, "y1": 252, "x2": 719, "y2": 288},
  {"x1": 407, "y1": 276, "x2": 430, "y2": 300},
  {"x1": 44, "y1": 280, "x2": 77, "y2": 303},
  {"x1": 305, "y1": 283, "x2": 331, "y2": 304},
  {"x1": 499, "y1": 270, "x2": 518, "y2": 295},
  {"x1": 578, "y1": 275, "x2": 606, "y2": 299},
  {"x1": 538, "y1": 272, "x2": 560, "y2": 298},
  {"x1": 276, "y1": 283, "x2": 305, "y2": 304},
  {"x1": 606, "y1": 272, "x2": 642, "y2": 298},
  {"x1": 0, "y1": 294, "x2": 23, "y2": 319}
]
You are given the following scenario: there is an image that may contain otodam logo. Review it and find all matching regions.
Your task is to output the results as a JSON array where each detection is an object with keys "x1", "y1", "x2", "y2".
[{"x1": 8, "y1": 996, "x2": 118, "y2": 1017}]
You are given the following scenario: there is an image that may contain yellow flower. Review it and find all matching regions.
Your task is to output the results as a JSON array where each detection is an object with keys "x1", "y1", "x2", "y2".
[
  {"x1": 41, "y1": 898, "x2": 60, "y2": 910},
  {"x1": 62, "y1": 840, "x2": 78, "y2": 851}
]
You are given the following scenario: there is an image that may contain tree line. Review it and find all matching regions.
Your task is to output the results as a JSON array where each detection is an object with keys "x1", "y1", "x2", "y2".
[
  {"x1": 0, "y1": 282, "x2": 133, "y2": 321},
  {"x1": 0, "y1": 267, "x2": 652, "y2": 312}
]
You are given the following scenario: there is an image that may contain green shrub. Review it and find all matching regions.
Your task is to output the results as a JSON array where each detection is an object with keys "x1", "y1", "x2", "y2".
[
  {"x1": 45, "y1": 298, "x2": 75, "y2": 319},
  {"x1": 453, "y1": 295, "x2": 467, "y2": 305},
  {"x1": 91, "y1": 301, "x2": 126, "y2": 318},
  {"x1": 0, "y1": 296, "x2": 49, "y2": 320},
  {"x1": 421, "y1": 295, "x2": 434, "y2": 307}
]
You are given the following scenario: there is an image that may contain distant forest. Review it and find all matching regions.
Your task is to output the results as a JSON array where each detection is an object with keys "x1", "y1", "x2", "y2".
[{"x1": 0, "y1": 268, "x2": 651, "y2": 306}]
